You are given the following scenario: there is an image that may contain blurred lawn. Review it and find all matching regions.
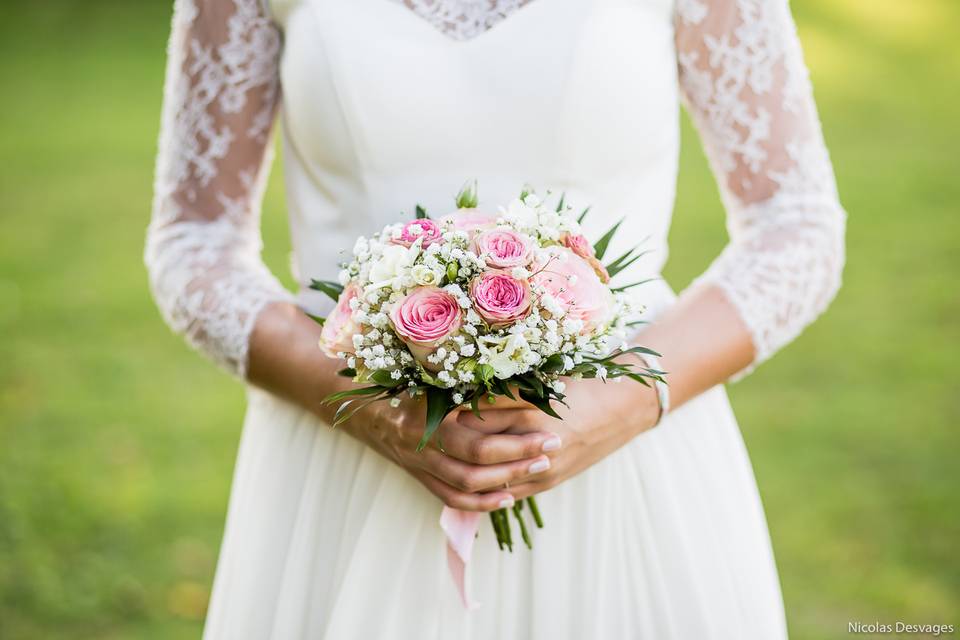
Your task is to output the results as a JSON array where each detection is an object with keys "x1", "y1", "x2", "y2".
[{"x1": 1, "y1": 1, "x2": 957, "y2": 638}]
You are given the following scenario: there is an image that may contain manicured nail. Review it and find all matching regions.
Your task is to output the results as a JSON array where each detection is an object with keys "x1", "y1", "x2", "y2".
[
  {"x1": 528, "y1": 458, "x2": 551, "y2": 474},
  {"x1": 498, "y1": 497, "x2": 515, "y2": 509},
  {"x1": 541, "y1": 436, "x2": 562, "y2": 452}
]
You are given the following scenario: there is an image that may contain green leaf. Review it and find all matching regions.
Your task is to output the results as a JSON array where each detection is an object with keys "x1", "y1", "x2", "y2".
[
  {"x1": 493, "y1": 379, "x2": 516, "y2": 400},
  {"x1": 519, "y1": 389, "x2": 562, "y2": 419},
  {"x1": 337, "y1": 367, "x2": 357, "y2": 377},
  {"x1": 370, "y1": 369, "x2": 404, "y2": 387},
  {"x1": 540, "y1": 353, "x2": 565, "y2": 374},
  {"x1": 476, "y1": 363, "x2": 495, "y2": 384},
  {"x1": 624, "y1": 372, "x2": 652, "y2": 387},
  {"x1": 615, "y1": 345, "x2": 663, "y2": 358},
  {"x1": 555, "y1": 192, "x2": 566, "y2": 212},
  {"x1": 305, "y1": 313, "x2": 326, "y2": 326},
  {"x1": 522, "y1": 374, "x2": 545, "y2": 398},
  {"x1": 611, "y1": 277, "x2": 658, "y2": 293},
  {"x1": 593, "y1": 218, "x2": 623, "y2": 260},
  {"x1": 577, "y1": 206, "x2": 591, "y2": 224},
  {"x1": 415, "y1": 204, "x2": 428, "y2": 219},
  {"x1": 625, "y1": 320, "x2": 648, "y2": 328},
  {"x1": 606, "y1": 249, "x2": 652, "y2": 279},
  {"x1": 417, "y1": 387, "x2": 455, "y2": 451},
  {"x1": 322, "y1": 385, "x2": 385, "y2": 404},
  {"x1": 470, "y1": 393, "x2": 484, "y2": 421},
  {"x1": 309, "y1": 279, "x2": 345, "y2": 302}
]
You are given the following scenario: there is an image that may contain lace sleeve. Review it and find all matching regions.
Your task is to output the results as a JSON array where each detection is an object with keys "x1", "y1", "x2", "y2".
[
  {"x1": 675, "y1": 0, "x2": 846, "y2": 377},
  {"x1": 145, "y1": 0, "x2": 294, "y2": 378}
]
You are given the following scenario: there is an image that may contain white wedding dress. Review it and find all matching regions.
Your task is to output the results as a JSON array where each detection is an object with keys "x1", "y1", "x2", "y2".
[{"x1": 145, "y1": 0, "x2": 845, "y2": 637}]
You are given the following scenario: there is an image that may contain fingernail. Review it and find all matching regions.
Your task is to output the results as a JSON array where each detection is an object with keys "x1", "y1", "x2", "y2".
[
  {"x1": 498, "y1": 497, "x2": 515, "y2": 509},
  {"x1": 541, "y1": 436, "x2": 562, "y2": 452},
  {"x1": 528, "y1": 458, "x2": 551, "y2": 474}
]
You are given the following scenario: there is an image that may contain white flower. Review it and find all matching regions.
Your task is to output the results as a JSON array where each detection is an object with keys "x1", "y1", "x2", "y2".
[
  {"x1": 522, "y1": 193, "x2": 542, "y2": 208},
  {"x1": 477, "y1": 333, "x2": 530, "y2": 379},
  {"x1": 389, "y1": 397, "x2": 402, "y2": 408},
  {"x1": 452, "y1": 393, "x2": 464, "y2": 404},
  {"x1": 500, "y1": 198, "x2": 539, "y2": 229},
  {"x1": 411, "y1": 264, "x2": 441, "y2": 286},
  {"x1": 367, "y1": 244, "x2": 419, "y2": 290}
]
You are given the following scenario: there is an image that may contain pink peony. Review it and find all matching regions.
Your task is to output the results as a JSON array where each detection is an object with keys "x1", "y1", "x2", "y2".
[
  {"x1": 532, "y1": 247, "x2": 614, "y2": 332},
  {"x1": 439, "y1": 208, "x2": 499, "y2": 233},
  {"x1": 472, "y1": 229, "x2": 534, "y2": 269},
  {"x1": 562, "y1": 233, "x2": 610, "y2": 283},
  {"x1": 389, "y1": 287, "x2": 463, "y2": 368},
  {"x1": 319, "y1": 283, "x2": 361, "y2": 358},
  {"x1": 469, "y1": 271, "x2": 532, "y2": 327},
  {"x1": 392, "y1": 219, "x2": 443, "y2": 248}
]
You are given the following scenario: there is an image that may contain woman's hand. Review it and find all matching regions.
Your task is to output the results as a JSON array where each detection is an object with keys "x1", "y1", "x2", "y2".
[
  {"x1": 456, "y1": 377, "x2": 661, "y2": 501},
  {"x1": 341, "y1": 395, "x2": 562, "y2": 511}
]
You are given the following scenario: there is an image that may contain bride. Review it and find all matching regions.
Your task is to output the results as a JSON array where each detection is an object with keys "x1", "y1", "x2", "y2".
[{"x1": 146, "y1": 0, "x2": 845, "y2": 637}]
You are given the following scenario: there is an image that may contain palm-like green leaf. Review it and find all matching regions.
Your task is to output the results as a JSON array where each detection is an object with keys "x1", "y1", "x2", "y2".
[
  {"x1": 592, "y1": 218, "x2": 623, "y2": 260},
  {"x1": 309, "y1": 279, "x2": 344, "y2": 302}
]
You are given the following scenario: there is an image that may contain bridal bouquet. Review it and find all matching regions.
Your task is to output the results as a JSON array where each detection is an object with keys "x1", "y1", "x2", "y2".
[{"x1": 310, "y1": 182, "x2": 664, "y2": 555}]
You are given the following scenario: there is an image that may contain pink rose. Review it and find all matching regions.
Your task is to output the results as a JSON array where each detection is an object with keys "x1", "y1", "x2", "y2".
[
  {"x1": 439, "y1": 208, "x2": 498, "y2": 233},
  {"x1": 319, "y1": 283, "x2": 361, "y2": 358},
  {"x1": 469, "y1": 271, "x2": 532, "y2": 327},
  {"x1": 532, "y1": 247, "x2": 614, "y2": 332},
  {"x1": 389, "y1": 287, "x2": 463, "y2": 368},
  {"x1": 562, "y1": 233, "x2": 610, "y2": 283},
  {"x1": 392, "y1": 219, "x2": 443, "y2": 248},
  {"x1": 472, "y1": 229, "x2": 534, "y2": 269}
]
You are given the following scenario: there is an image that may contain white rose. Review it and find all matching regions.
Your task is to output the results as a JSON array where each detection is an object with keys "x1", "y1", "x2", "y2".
[
  {"x1": 367, "y1": 244, "x2": 419, "y2": 290},
  {"x1": 411, "y1": 264, "x2": 441, "y2": 286},
  {"x1": 500, "y1": 198, "x2": 539, "y2": 230}
]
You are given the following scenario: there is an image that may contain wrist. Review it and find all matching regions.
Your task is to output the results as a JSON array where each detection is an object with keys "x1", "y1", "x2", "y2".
[{"x1": 605, "y1": 376, "x2": 661, "y2": 437}]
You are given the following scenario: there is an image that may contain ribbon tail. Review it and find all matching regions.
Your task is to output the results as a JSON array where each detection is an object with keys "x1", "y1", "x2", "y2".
[{"x1": 439, "y1": 506, "x2": 483, "y2": 610}]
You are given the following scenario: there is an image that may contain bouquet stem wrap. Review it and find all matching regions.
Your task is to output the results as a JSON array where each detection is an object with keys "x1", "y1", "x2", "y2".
[{"x1": 439, "y1": 506, "x2": 483, "y2": 609}]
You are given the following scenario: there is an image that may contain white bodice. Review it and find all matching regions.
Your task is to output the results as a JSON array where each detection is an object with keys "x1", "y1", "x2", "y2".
[{"x1": 145, "y1": 0, "x2": 845, "y2": 378}]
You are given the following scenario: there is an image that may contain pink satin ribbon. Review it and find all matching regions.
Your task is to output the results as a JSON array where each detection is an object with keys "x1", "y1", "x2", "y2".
[{"x1": 439, "y1": 506, "x2": 483, "y2": 609}]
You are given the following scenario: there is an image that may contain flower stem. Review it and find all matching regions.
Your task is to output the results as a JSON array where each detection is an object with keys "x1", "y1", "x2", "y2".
[
  {"x1": 512, "y1": 503, "x2": 532, "y2": 549},
  {"x1": 498, "y1": 508, "x2": 513, "y2": 552},
  {"x1": 490, "y1": 511, "x2": 504, "y2": 550},
  {"x1": 527, "y1": 497, "x2": 544, "y2": 528}
]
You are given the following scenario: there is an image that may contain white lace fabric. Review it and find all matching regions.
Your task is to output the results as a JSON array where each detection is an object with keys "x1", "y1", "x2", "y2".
[
  {"x1": 145, "y1": 0, "x2": 294, "y2": 377},
  {"x1": 394, "y1": 0, "x2": 533, "y2": 41},
  {"x1": 145, "y1": 0, "x2": 844, "y2": 380},
  {"x1": 676, "y1": 0, "x2": 846, "y2": 374}
]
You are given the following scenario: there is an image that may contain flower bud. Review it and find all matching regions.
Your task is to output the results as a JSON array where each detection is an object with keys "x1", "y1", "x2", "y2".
[{"x1": 446, "y1": 261, "x2": 460, "y2": 282}]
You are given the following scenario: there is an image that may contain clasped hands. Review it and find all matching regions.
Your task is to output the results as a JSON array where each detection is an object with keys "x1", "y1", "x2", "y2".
[{"x1": 347, "y1": 377, "x2": 660, "y2": 511}]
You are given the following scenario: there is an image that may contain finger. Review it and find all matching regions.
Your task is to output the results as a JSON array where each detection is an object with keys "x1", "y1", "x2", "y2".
[
  {"x1": 438, "y1": 421, "x2": 560, "y2": 464},
  {"x1": 474, "y1": 392, "x2": 533, "y2": 411},
  {"x1": 491, "y1": 480, "x2": 544, "y2": 502},
  {"x1": 419, "y1": 447, "x2": 552, "y2": 493},
  {"x1": 411, "y1": 469, "x2": 517, "y2": 512},
  {"x1": 458, "y1": 408, "x2": 539, "y2": 434}
]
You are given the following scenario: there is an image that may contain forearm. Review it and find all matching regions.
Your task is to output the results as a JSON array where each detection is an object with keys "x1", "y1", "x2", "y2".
[
  {"x1": 247, "y1": 301, "x2": 355, "y2": 423},
  {"x1": 633, "y1": 282, "x2": 754, "y2": 410}
]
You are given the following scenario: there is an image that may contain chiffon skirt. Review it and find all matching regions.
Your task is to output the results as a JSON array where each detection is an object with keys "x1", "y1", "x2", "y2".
[{"x1": 201, "y1": 375, "x2": 788, "y2": 639}]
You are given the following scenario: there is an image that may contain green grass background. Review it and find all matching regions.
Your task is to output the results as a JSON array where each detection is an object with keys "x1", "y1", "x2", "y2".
[{"x1": 1, "y1": 1, "x2": 957, "y2": 638}]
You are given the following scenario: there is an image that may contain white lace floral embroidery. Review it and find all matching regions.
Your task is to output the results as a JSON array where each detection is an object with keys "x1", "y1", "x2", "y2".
[
  {"x1": 145, "y1": 0, "x2": 293, "y2": 377},
  {"x1": 394, "y1": 0, "x2": 533, "y2": 41},
  {"x1": 676, "y1": 0, "x2": 846, "y2": 376}
]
